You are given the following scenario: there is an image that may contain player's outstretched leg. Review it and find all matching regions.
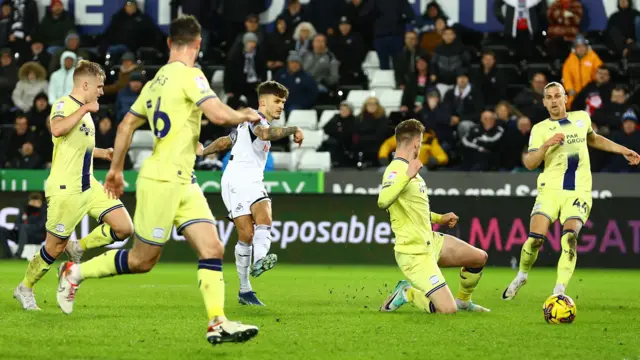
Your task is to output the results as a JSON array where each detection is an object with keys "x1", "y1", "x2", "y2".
[
  {"x1": 232, "y1": 215, "x2": 264, "y2": 306},
  {"x1": 183, "y1": 222, "x2": 258, "y2": 345},
  {"x1": 554, "y1": 220, "x2": 582, "y2": 295},
  {"x1": 438, "y1": 234, "x2": 490, "y2": 312},
  {"x1": 65, "y1": 207, "x2": 133, "y2": 263},
  {"x1": 250, "y1": 201, "x2": 277, "y2": 278},
  {"x1": 503, "y1": 214, "x2": 551, "y2": 300},
  {"x1": 14, "y1": 232, "x2": 68, "y2": 310},
  {"x1": 56, "y1": 236, "x2": 161, "y2": 314}
]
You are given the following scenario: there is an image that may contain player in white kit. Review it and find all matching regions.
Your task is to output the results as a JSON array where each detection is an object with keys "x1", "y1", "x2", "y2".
[{"x1": 201, "y1": 81, "x2": 304, "y2": 305}]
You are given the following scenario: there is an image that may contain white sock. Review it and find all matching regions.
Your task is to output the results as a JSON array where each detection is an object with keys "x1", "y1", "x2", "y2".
[
  {"x1": 234, "y1": 241, "x2": 252, "y2": 293},
  {"x1": 253, "y1": 225, "x2": 272, "y2": 264},
  {"x1": 517, "y1": 271, "x2": 528, "y2": 281},
  {"x1": 553, "y1": 283, "x2": 566, "y2": 295}
]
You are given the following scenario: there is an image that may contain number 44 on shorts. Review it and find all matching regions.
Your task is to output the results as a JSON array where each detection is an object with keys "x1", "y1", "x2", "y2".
[{"x1": 572, "y1": 199, "x2": 588, "y2": 214}]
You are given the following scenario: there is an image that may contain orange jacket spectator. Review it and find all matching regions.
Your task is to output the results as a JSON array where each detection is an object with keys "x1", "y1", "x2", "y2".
[
  {"x1": 547, "y1": 0, "x2": 583, "y2": 41},
  {"x1": 378, "y1": 130, "x2": 448, "y2": 167},
  {"x1": 562, "y1": 37, "x2": 603, "y2": 108}
]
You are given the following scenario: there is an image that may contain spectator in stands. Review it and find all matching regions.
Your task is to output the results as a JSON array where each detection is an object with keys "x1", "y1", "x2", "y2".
[
  {"x1": 220, "y1": 0, "x2": 266, "y2": 46},
  {"x1": 547, "y1": 0, "x2": 583, "y2": 62},
  {"x1": 1, "y1": 113, "x2": 34, "y2": 167},
  {"x1": 47, "y1": 50, "x2": 76, "y2": 105},
  {"x1": 275, "y1": 53, "x2": 318, "y2": 112},
  {"x1": 28, "y1": 92, "x2": 48, "y2": 133},
  {"x1": 360, "y1": 0, "x2": 414, "y2": 70},
  {"x1": 37, "y1": 0, "x2": 75, "y2": 51},
  {"x1": 493, "y1": 0, "x2": 547, "y2": 61},
  {"x1": 400, "y1": 54, "x2": 431, "y2": 118},
  {"x1": 12, "y1": 61, "x2": 47, "y2": 112},
  {"x1": 593, "y1": 85, "x2": 630, "y2": 135},
  {"x1": 513, "y1": 72, "x2": 547, "y2": 123},
  {"x1": 495, "y1": 100, "x2": 521, "y2": 126},
  {"x1": 0, "y1": 1, "x2": 12, "y2": 49},
  {"x1": 33, "y1": 114, "x2": 52, "y2": 167},
  {"x1": 421, "y1": 88, "x2": 453, "y2": 151},
  {"x1": 228, "y1": 14, "x2": 265, "y2": 57},
  {"x1": 224, "y1": 32, "x2": 266, "y2": 109},
  {"x1": 501, "y1": 115, "x2": 531, "y2": 170},
  {"x1": 7, "y1": 0, "x2": 38, "y2": 54},
  {"x1": 417, "y1": 1, "x2": 449, "y2": 33},
  {"x1": 101, "y1": 0, "x2": 163, "y2": 56},
  {"x1": 0, "y1": 47, "x2": 18, "y2": 109},
  {"x1": 103, "y1": 51, "x2": 138, "y2": 97},
  {"x1": 461, "y1": 109, "x2": 504, "y2": 171},
  {"x1": 606, "y1": 0, "x2": 640, "y2": 57},
  {"x1": 605, "y1": 109, "x2": 640, "y2": 172},
  {"x1": 562, "y1": 35, "x2": 603, "y2": 109},
  {"x1": 94, "y1": 112, "x2": 115, "y2": 170},
  {"x1": 266, "y1": 16, "x2": 293, "y2": 73},
  {"x1": 430, "y1": 27, "x2": 470, "y2": 89},
  {"x1": 343, "y1": 0, "x2": 373, "y2": 50},
  {"x1": 8, "y1": 141, "x2": 41, "y2": 169},
  {"x1": 304, "y1": 0, "x2": 346, "y2": 36},
  {"x1": 352, "y1": 96, "x2": 390, "y2": 166},
  {"x1": 573, "y1": 65, "x2": 613, "y2": 116},
  {"x1": 443, "y1": 69, "x2": 483, "y2": 138},
  {"x1": 49, "y1": 32, "x2": 88, "y2": 74},
  {"x1": 292, "y1": 22, "x2": 315, "y2": 57},
  {"x1": 420, "y1": 16, "x2": 445, "y2": 56},
  {"x1": 10, "y1": 192, "x2": 47, "y2": 258},
  {"x1": 116, "y1": 71, "x2": 144, "y2": 123},
  {"x1": 331, "y1": 16, "x2": 366, "y2": 87},
  {"x1": 394, "y1": 30, "x2": 428, "y2": 90},
  {"x1": 378, "y1": 127, "x2": 448, "y2": 169},
  {"x1": 473, "y1": 50, "x2": 506, "y2": 108},
  {"x1": 22, "y1": 37, "x2": 51, "y2": 69},
  {"x1": 281, "y1": 0, "x2": 306, "y2": 35},
  {"x1": 302, "y1": 34, "x2": 340, "y2": 94},
  {"x1": 319, "y1": 101, "x2": 355, "y2": 167}
]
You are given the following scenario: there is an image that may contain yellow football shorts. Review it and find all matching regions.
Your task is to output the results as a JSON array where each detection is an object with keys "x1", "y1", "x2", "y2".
[
  {"x1": 46, "y1": 177, "x2": 124, "y2": 239},
  {"x1": 531, "y1": 189, "x2": 592, "y2": 225},
  {"x1": 134, "y1": 177, "x2": 215, "y2": 245},
  {"x1": 394, "y1": 232, "x2": 446, "y2": 297}
]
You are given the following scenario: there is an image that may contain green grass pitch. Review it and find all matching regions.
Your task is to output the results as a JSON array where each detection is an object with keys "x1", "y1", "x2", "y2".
[{"x1": 1, "y1": 261, "x2": 639, "y2": 360}]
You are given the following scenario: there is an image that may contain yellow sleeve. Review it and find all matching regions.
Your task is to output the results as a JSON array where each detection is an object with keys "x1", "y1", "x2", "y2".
[
  {"x1": 377, "y1": 161, "x2": 410, "y2": 210},
  {"x1": 431, "y1": 212, "x2": 442, "y2": 224},
  {"x1": 129, "y1": 83, "x2": 149, "y2": 119},
  {"x1": 528, "y1": 124, "x2": 545, "y2": 152},
  {"x1": 50, "y1": 97, "x2": 75, "y2": 120},
  {"x1": 184, "y1": 68, "x2": 217, "y2": 106},
  {"x1": 429, "y1": 137, "x2": 449, "y2": 165},
  {"x1": 378, "y1": 135, "x2": 396, "y2": 160}
]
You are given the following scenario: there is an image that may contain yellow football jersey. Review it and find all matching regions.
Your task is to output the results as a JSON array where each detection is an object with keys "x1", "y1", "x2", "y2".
[
  {"x1": 129, "y1": 61, "x2": 217, "y2": 184},
  {"x1": 528, "y1": 110, "x2": 593, "y2": 192},
  {"x1": 46, "y1": 95, "x2": 95, "y2": 196},
  {"x1": 378, "y1": 158, "x2": 433, "y2": 254}
]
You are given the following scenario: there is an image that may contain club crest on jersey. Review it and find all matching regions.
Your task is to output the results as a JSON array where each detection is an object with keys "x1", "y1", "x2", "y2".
[
  {"x1": 55, "y1": 101, "x2": 64, "y2": 111},
  {"x1": 576, "y1": 120, "x2": 584, "y2": 128},
  {"x1": 195, "y1": 75, "x2": 208, "y2": 93},
  {"x1": 386, "y1": 171, "x2": 397, "y2": 180},
  {"x1": 79, "y1": 123, "x2": 94, "y2": 136},
  {"x1": 429, "y1": 275, "x2": 440, "y2": 285}
]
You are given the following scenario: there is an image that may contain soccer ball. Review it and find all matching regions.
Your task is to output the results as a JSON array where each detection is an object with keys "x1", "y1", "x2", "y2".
[{"x1": 543, "y1": 294, "x2": 577, "y2": 324}]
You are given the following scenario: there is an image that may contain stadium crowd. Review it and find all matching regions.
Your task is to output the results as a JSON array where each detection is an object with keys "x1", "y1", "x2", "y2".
[{"x1": 0, "y1": 0, "x2": 639, "y2": 172}]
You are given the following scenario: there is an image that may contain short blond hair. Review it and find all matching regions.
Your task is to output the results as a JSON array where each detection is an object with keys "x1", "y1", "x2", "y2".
[
  {"x1": 395, "y1": 119, "x2": 425, "y2": 145},
  {"x1": 73, "y1": 60, "x2": 105, "y2": 81},
  {"x1": 544, "y1": 81, "x2": 565, "y2": 95}
]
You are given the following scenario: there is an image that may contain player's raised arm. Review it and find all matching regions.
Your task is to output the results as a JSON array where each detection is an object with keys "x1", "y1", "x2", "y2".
[
  {"x1": 50, "y1": 100, "x2": 99, "y2": 137},
  {"x1": 199, "y1": 97, "x2": 260, "y2": 126},
  {"x1": 587, "y1": 129, "x2": 640, "y2": 165},
  {"x1": 202, "y1": 131, "x2": 236, "y2": 156},
  {"x1": 253, "y1": 124, "x2": 303, "y2": 144},
  {"x1": 523, "y1": 127, "x2": 565, "y2": 170}
]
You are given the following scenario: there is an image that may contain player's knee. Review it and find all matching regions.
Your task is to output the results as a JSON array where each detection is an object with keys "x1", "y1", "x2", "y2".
[
  {"x1": 475, "y1": 249, "x2": 488, "y2": 267},
  {"x1": 128, "y1": 254, "x2": 156, "y2": 273},
  {"x1": 238, "y1": 229, "x2": 254, "y2": 243},
  {"x1": 199, "y1": 239, "x2": 224, "y2": 259},
  {"x1": 112, "y1": 221, "x2": 134, "y2": 241},
  {"x1": 436, "y1": 304, "x2": 458, "y2": 314}
]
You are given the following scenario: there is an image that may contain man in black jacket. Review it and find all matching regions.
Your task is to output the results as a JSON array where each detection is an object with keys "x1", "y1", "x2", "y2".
[
  {"x1": 360, "y1": 0, "x2": 414, "y2": 70},
  {"x1": 224, "y1": 32, "x2": 266, "y2": 108},
  {"x1": 394, "y1": 30, "x2": 429, "y2": 90},
  {"x1": 331, "y1": 16, "x2": 366, "y2": 86},
  {"x1": 221, "y1": 0, "x2": 265, "y2": 46},
  {"x1": 461, "y1": 109, "x2": 505, "y2": 171},
  {"x1": 430, "y1": 27, "x2": 470, "y2": 86},
  {"x1": 606, "y1": 0, "x2": 640, "y2": 57},
  {"x1": 170, "y1": 0, "x2": 215, "y2": 54},
  {"x1": 101, "y1": 1, "x2": 164, "y2": 55},
  {"x1": 443, "y1": 69, "x2": 483, "y2": 138},
  {"x1": 592, "y1": 85, "x2": 630, "y2": 135},
  {"x1": 513, "y1": 72, "x2": 547, "y2": 124},
  {"x1": 493, "y1": 0, "x2": 546, "y2": 61},
  {"x1": 8, "y1": 192, "x2": 47, "y2": 259},
  {"x1": 605, "y1": 108, "x2": 640, "y2": 172},
  {"x1": 473, "y1": 50, "x2": 507, "y2": 108},
  {"x1": 572, "y1": 65, "x2": 613, "y2": 115}
]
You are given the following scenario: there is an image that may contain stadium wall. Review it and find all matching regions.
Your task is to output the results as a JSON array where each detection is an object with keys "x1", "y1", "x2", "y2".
[{"x1": 1, "y1": 192, "x2": 638, "y2": 268}]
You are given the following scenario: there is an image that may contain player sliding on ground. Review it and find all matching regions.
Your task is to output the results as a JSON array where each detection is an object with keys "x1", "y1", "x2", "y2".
[
  {"x1": 200, "y1": 81, "x2": 304, "y2": 306},
  {"x1": 55, "y1": 15, "x2": 262, "y2": 345},
  {"x1": 503, "y1": 82, "x2": 640, "y2": 300},
  {"x1": 378, "y1": 119, "x2": 490, "y2": 314},
  {"x1": 13, "y1": 60, "x2": 134, "y2": 311}
]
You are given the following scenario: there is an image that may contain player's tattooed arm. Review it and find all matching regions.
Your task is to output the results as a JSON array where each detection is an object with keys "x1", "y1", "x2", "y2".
[
  {"x1": 253, "y1": 125, "x2": 300, "y2": 141},
  {"x1": 202, "y1": 136, "x2": 233, "y2": 156}
]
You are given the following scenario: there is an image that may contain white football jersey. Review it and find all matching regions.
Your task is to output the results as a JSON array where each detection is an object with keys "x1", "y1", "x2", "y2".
[{"x1": 224, "y1": 110, "x2": 271, "y2": 181}]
